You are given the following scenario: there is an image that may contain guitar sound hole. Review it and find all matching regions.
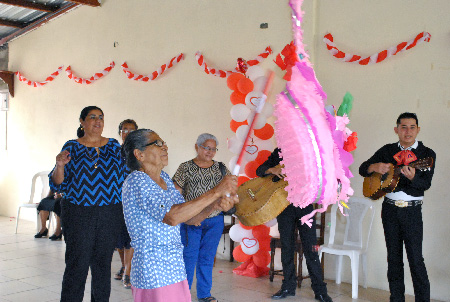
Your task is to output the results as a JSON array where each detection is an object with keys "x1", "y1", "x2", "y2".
[
  {"x1": 381, "y1": 173, "x2": 388, "y2": 182},
  {"x1": 272, "y1": 175, "x2": 281, "y2": 182}
]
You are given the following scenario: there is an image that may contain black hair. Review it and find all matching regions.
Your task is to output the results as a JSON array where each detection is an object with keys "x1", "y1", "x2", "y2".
[
  {"x1": 77, "y1": 106, "x2": 104, "y2": 138},
  {"x1": 118, "y1": 119, "x2": 139, "y2": 135},
  {"x1": 122, "y1": 129, "x2": 154, "y2": 171},
  {"x1": 396, "y1": 112, "x2": 418, "y2": 126}
]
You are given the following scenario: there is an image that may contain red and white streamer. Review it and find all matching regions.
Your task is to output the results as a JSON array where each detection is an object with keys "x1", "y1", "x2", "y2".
[
  {"x1": 66, "y1": 61, "x2": 115, "y2": 84},
  {"x1": 246, "y1": 46, "x2": 272, "y2": 66},
  {"x1": 323, "y1": 32, "x2": 431, "y2": 65},
  {"x1": 15, "y1": 66, "x2": 63, "y2": 87},
  {"x1": 121, "y1": 53, "x2": 184, "y2": 82},
  {"x1": 195, "y1": 46, "x2": 272, "y2": 78}
]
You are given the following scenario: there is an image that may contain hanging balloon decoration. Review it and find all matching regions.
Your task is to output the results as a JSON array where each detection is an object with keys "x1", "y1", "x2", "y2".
[
  {"x1": 229, "y1": 221, "x2": 273, "y2": 277},
  {"x1": 227, "y1": 65, "x2": 275, "y2": 180}
]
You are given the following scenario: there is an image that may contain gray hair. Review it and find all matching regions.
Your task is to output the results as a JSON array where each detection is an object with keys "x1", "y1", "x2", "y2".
[
  {"x1": 122, "y1": 129, "x2": 154, "y2": 171},
  {"x1": 196, "y1": 133, "x2": 219, "y2": 147}
]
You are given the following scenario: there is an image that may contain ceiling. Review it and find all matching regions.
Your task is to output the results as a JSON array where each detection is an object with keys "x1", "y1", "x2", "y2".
[{"x1": 0, "y1": 0, "x2": 100, "y2": 46}]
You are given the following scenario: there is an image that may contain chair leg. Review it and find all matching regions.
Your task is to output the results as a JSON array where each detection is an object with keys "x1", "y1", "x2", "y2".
[
  {"x1": 36, "y1": 211, "x2": 40, "y2": 233},
  {"x1": 335, "y1": 255, "x2": 343, "y2": 284},
  {"x1": 350, "y1": 255, "x2": 359, "y2": 299},
  {"x1": 229, "y1": 238, "x2": 234, "y2": 262},
  {"x1": 362, "y1": 253, "x2": 368, "y2": 288},
  {"x1": 15, "y1": 207, "x2": 21, "y2": 234}
]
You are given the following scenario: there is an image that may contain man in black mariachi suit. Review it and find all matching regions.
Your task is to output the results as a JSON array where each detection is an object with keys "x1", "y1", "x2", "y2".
[
  {"x1": 256, "y1": 148, "x2": 332, "y2": 302},
  {"x1": 359, "y1": 112, "x2": 436, "y2": 302}
]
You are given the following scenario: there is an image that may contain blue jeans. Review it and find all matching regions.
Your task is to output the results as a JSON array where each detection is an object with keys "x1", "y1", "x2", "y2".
[{"x1": 180, "y1": 215, "x2": 224, "y2": 299}]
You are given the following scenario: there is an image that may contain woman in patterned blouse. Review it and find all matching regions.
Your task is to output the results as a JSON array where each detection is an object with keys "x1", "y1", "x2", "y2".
[
  {"x1": 50, "y1": 106, "x2": 126, "y2": 302},
  {"x1": 172, "y1": 133, "x2": 230, "y2": 302},
  {"x1": 121, "y1": 129, "x2": 238, "y2": 302}
]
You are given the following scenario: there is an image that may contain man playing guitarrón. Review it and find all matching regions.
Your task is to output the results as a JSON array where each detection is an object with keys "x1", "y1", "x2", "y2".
[
  {"x1": 257, "y1": 148, "x2": 332, "y2": 302},
  {"x1": 359, "y1": 112, "x2": 436, "y2": 302}
]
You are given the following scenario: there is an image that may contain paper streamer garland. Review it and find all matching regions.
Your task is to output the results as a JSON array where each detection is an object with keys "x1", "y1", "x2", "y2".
[
  {"x1": 66, "y1": 61, "x2": 115, "y2": 84},
  {"x1": 121, "y1": 53, "x2": 184, "y2": 81},
  {"x1": 195, "y1": 46, "x2": 272, "y2": 78},
  {"x1": 15, "y1": 66, "x2": 64, "y2": 87},
  {"x1": 323, "y1": 32, "x2": 431, "y2": 65}
]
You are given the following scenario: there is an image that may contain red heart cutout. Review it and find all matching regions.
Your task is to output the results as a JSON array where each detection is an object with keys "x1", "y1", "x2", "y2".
[
  {"x1": 245, "y1": 145, "x2": 258, "y2": 155},
  {"x1": 250, "y1": 96, "x2": 262, "y2": 107},
  {"x1": 242, "y1": 237, "x2": 258, "y2": 248}
]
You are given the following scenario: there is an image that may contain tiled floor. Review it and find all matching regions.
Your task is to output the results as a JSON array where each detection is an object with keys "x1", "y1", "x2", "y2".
[{"x1": 0, "y1": 216, "x2": 443, "y2": 302}]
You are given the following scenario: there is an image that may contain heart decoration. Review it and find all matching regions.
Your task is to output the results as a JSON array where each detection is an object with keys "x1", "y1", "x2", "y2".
[
  {"x1": 250, "y1": 96, "x2": 262, "y2": 107},
  {"x1": 245, "y1": 144, "x2": 259, "y2": 155},
  {"x1": 242, "y1": 237, "x2": 258, "y2": 248}
]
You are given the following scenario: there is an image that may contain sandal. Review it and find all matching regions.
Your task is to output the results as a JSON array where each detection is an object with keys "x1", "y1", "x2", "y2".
[
  {"x1": 122, "y1": 275, "x2": 131, "y2": 289},
  {"x1": 198, "y1": 297, "x2": 218, "y2": 302},
  {"x1": 114, "y1": 267, "x2": 124, "y2": 280}
]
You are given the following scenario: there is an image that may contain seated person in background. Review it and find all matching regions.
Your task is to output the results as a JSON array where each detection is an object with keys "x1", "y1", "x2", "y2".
[{"x1": 35, "y1": 191, "x2": 63, "y2": 240}]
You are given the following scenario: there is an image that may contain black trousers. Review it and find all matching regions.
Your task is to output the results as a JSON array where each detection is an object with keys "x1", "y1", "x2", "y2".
[
  {"x1": 381, "y1": 202, "x2": 430, "y2": 302},
  {"x1": 60, "y1": 201, "x2": 122, "y2": 302},
  {"x1": 277, "y1": 204, "x2": 327, "y2": 294}
]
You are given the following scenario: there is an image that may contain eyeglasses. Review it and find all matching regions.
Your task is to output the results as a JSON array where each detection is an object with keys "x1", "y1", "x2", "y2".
[
  {"x1": 199, "y1": 145, "x2": 218, "y2": 152},
  {"x1": 145, "y1": 139, "x2": 167, "y2": 148},
  {"x1": 120, "y1": 129, "x2": 134, "y2": 134}
]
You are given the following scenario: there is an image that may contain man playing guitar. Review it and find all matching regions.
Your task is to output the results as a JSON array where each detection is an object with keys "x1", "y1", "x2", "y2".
[
  {"x1": 257, "y1": 148, "x2": 332, "y2": 302},
  {"x1": 359, "y1": 112, "x2": 436, "y2": 302}
]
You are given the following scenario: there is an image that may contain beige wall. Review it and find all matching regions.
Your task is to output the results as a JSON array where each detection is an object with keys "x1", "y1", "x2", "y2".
[{"x1": 1, "y1": 0, "x2": 449, "y2": 300}]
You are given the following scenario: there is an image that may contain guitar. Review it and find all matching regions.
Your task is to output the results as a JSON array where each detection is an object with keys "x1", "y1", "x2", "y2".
[
  {"x1": 363, "y1": 157, "x2": 434, "y2": 200},
  {"x1": 236, "y1": 166, "x2": 290, "y2": 226}
]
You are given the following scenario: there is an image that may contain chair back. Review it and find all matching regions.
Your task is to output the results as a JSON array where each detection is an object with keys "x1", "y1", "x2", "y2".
[
  {"x1": 28, "y1": 171, "x2": 51, "y2": 204},
  {"x1": 327, "y1": 197, "x2": 375, "y2": 250}
]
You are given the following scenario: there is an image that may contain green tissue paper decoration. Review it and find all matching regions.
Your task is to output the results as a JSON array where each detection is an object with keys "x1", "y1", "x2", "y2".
[{"x1": 337, "y1": 92, "x2": 353, "y2": 116}]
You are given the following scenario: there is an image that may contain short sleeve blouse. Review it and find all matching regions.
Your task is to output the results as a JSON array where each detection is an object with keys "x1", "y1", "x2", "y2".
[
  {"x1": 122, "y1": 170, "x2": 186, "y2": 289},
  {"x1": 49, "y1": 138, "x2": 125, "y2": 206},
  {"x1": 172, "y1": 160, "x2": 230, "y2": 218}
]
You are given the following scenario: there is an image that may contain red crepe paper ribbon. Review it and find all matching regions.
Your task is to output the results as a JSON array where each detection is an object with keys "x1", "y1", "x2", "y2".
[
  {"x1": 274, "y1": 41, "x2": 299, "y2": 80},
  {"x1": 121, "y1": 53, "x2": 184, "y2": 82},
  {"x1": 15, "y1": 66, "x2": 64, "y2": 87},
  {"x1": 393, "y1": 150, "x2": 417, "y2": 166},
  {"x1": 323, "y1": 32, "x2": 431, "y2": 65},
  {"x1": 195, "y1": 46, "x2": 272, "y2": 78},
  {"x1": 66, "y1": 61, "x2": 115, "y2": 84}
]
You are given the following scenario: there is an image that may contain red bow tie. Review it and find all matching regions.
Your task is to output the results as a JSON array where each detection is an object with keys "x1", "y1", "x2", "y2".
[{"x1": 393, "y1": 150, "x2": 417, "y2": 165}]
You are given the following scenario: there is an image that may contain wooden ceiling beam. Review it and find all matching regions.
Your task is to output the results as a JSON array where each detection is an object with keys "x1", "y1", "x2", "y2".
[
  {"x1": 0, "y1": 0, "x2": 58, "y2": 13},
  {"x1": 0, "y1": 19, "x2": 26, "y2": 29},
  {"x1": 66, "y1": 0, "x2": 100, "y2": 7},
  {"x1": 0, "y1": 71, "x2": 14, "y2": 97}
]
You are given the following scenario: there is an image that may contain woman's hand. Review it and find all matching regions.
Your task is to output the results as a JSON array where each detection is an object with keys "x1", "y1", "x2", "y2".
[
  {"x1": 214, "y1": 175, "x2": 238, "y2": 198},
  {"x1": 56, "y1": 150, "x2": 71, "y2": 167},
  {"x1": 217, "y1": 195, "x2": 239, "y2": 212}
]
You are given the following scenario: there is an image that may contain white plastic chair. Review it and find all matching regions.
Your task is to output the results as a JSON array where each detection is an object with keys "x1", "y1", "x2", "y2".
[
  {"x1": 15, "y1": 171, "x2": 51, "y2": 233},
  {"x1": 318, "y1": 197, "x2": 375, "y2": 299}
]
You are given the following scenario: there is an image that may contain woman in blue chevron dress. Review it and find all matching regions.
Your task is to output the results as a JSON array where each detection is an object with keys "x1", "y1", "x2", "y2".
[{"x1": 50, "y1": 106, "x2": 126, "y2": 302}]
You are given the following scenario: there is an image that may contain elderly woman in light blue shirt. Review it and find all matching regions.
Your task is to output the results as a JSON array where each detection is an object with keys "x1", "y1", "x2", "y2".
[{"x1": 121, "y1": 129, "x2": 238, "y2": 302}]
